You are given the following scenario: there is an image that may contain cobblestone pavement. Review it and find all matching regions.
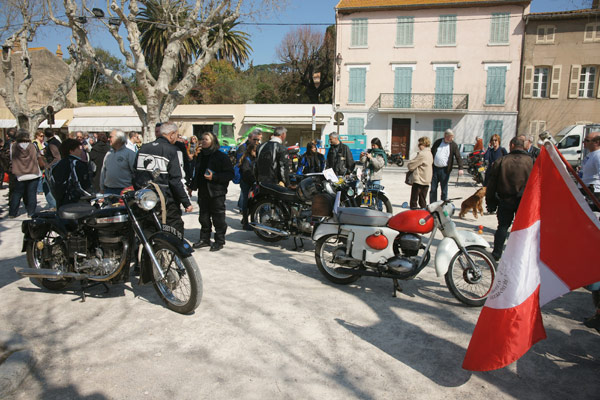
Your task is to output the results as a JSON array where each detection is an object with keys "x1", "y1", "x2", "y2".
[{"x1": 0, "y1": 167, "x2": 598, "y2": 399}]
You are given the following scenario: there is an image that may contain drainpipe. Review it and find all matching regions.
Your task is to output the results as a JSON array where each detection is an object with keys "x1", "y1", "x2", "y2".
[{"x1": 516, "y1": 6, "x2": 528, "y2": 137}]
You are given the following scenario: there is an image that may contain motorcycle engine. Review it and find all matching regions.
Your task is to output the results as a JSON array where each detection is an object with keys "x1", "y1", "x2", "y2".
[
  {"x1": 398, "y1": 233, "x2": 422, "y2": 257},
  {"x1": 75, "y1": 235, "x2": 125, "y2": 276},
  {"x1": 298, "y1": 209, "x2": 313, "y2": 233}
]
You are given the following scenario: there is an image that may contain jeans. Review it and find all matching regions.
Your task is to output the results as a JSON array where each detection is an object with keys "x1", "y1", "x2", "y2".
[
  {"x1": 492, "y1": 201, "x2": 518, "y2": 260},
  {"x1": 104, "y1": 187, "x2": 124, "y2": 195},
  {"x1": 10, "y1": 177, "x2": 39, "y2": 217},
  {"x1": 430, "y1": 166, "x2": 450, "y2": 203},
  {"x1": 42, "y1": 176, "x2": 56, "y2": 209}
]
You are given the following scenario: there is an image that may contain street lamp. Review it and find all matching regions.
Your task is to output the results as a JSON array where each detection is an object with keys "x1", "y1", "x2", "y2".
[{"x1": 335, "y1": 53, "x2": 342, "y2": 81}]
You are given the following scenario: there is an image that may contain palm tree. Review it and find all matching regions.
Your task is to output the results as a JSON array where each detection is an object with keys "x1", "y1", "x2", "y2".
[{"x1": 137, "y1": 0, "x2": 252, "y2": 79}]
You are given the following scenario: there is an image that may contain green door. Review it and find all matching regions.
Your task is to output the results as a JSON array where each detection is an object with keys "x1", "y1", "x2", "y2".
[
  {"x1": 394, "y1": 68, "x2": 412, "y2": 108},
  {"x1": 435, "y1": 67, "x2": 454, "y2": 109}
]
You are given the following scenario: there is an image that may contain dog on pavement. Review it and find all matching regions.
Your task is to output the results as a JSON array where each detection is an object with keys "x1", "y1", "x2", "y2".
[{"x1": 459, "y1": 187, "x2": 486, "y2": 219}]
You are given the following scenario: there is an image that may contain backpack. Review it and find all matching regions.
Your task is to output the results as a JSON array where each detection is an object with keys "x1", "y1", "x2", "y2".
[{"x1": 233, "y1": 163, "x2": 242, "y2": 184}]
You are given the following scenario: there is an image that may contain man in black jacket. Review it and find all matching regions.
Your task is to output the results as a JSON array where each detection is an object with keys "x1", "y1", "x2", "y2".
[
  {"x1": 486, "y1": 137, "x2": 534, "y2": 261},
  {"x1": 255, "y1": 126, "x2": 290, "y2": 187},
  {"x1": 430, "y1": 129, "x2": 463, "y2": 203},
  {"x1": 326, "y1": 132, "x2": 355, "y2": 176},
  {"x1": 134, "y1": 122, "x2": 192, "y2": 240}
]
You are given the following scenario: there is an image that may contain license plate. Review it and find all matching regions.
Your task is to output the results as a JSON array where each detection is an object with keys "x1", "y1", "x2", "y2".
[{"x1": 478, "y1": 167, "x2": 485, "y2": 172}]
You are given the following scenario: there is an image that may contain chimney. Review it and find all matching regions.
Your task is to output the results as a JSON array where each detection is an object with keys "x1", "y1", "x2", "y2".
[{"x1": 56, "y1": 44, "x2": 63, "y2": 58}]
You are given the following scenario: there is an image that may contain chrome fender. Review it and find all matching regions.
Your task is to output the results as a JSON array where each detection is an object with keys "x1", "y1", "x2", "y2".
[{"x1": 434, "y1": 231, "x2": 490, "y2": 277}]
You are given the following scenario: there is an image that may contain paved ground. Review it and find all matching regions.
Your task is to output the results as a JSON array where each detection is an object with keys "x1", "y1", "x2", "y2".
[{"x1": 0, "y1": 167, "x2": 598, "y2": 399}]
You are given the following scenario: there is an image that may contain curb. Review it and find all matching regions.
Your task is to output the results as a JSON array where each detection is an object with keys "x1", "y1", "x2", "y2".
[{"x1": 0, "y1": 331, "x2": 35, "y2": 398}]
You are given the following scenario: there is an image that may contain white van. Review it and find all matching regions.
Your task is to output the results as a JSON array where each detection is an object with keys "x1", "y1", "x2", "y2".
[{"x1": 555, "y1": 124, "x2": 600, "y2": 167}]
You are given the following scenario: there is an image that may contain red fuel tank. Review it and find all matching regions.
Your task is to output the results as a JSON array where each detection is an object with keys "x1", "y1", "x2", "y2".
[{"x1": 388, "y1": 210, "x2": 434, "y2": 234}]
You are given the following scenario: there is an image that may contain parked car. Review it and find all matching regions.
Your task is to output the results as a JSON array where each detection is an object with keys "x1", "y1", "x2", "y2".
[{"x1": 458, "y1": 143, "x2": 475, "y2": 167}]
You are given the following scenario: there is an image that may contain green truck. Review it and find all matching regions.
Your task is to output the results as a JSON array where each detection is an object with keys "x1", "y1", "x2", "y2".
[{"x1": 213, "y1": 122, "x2": 275, "y2": 151}]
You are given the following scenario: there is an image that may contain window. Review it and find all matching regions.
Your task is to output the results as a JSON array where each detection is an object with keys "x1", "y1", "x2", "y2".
[
  {"x1": 484, "y1": 120, "x2": 503, "y2": 145},
  {"x1": 434, "y1": 67, "x2": 455, "y2": 109},
  {"x1": 485, "y1": 66, "x2": 506, "y2": 105},
  {"x1": 584, "y1": 23, "x2": 600, "y2": 42},
  {"x1": 536, "y1": 25, "x2": 556, "y2": 44},
  {"x1": 490, "y1": 13, "x2": 510, "y2": 44},
  {"x1": 396, "y1": 16, "x2": 414, "y2": 46},
  {"x1": 533, "y1": 67, "x2": 549, "y2": 98},
  {"x1": 347, "y1": 118, "x2": 365, "y2": 135},
  {"x1": 557, "y1": 134, "x2": 580, "y2": 149},
  {"x1": 438, "y1": 15, "x2": 457, "y2": 46},
  {"x1": 433, "y1": 119, "x2": 452, "y2": 142},
  {"x1": 351, "y1": 18, "x2": 368, "y2": 47},
  {"x1": 529, "y1": 120, "x2": 546, "y2": 137},
  {"x1": 579, "y1": 66, "x2": 596, "y2": 98},
  {"x1": 348, "y1": 67, "x2": 367, "y2": 104},
  {"x1": 394, "y1": 67, "x2": 413, "y2": 108}
]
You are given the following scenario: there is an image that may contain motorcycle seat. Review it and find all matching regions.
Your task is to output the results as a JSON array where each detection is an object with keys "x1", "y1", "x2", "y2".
[
  {"x1": 58, "y1": 203, "x2": 96, "y2": 220},
  {"x1": 337, "y1": 207, "x2": 391, "y2": 226},
  {"x1": 259, "y1": 183, "x2": 299, "y2": 202}
]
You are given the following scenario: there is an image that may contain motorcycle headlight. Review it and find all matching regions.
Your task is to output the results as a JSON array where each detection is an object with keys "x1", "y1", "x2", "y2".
[
  {"x1": 355, "y1": 180, "x2": 364, "y2": 196},
  {"x1": 135, "y1": 189, "x2": 159, "y2": 211}
]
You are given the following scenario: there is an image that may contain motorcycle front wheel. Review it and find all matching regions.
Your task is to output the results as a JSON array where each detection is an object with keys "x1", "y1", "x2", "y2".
[
  {"x1": 444, "y1": 245, "x2": 496, "y2": 307},
  {"x1": 151, "y1": 241, "x2": 203, "y2": 314},
  {"x1": 26, "y1": 230, "x2": 72, "y2": 290},
  {"x1": 315, "y1": 234, "x2": 361, "y2": 284},
  {"x1": 250, "y1": 199, "x2": 287, "y2": 243}
]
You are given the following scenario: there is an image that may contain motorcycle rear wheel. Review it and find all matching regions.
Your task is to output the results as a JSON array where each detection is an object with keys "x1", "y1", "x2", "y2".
[
  {"x1": 361, "y1": 192, "x2": 393, "y2": 214},
  {"x1": 26, "y1": 230, "x2": 71, "y2": 290},
  {"x1": 151, "y1": 241, "x2": 203, "y2": 314},
  {"x1": 315, "y1": 234, "x2": 361, "y2": 284},
  {"x1": 444, "y1": 245, "x2": 496, "y2": 307},
  {"x1": 396, "y1": 158, "x2": 404, "y2": 167},
  {"x1": 250, "y1": 199, "x2": 287, "y2": 243}
]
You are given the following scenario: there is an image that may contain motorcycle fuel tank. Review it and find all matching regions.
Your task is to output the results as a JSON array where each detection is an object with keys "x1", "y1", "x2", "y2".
[{"x1": 388, "y1": 210, "x2": 434, "y2": 234}]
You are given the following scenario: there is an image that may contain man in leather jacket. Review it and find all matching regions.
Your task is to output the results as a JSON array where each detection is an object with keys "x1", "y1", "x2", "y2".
[
  {"x1": 134, "y1": 122, "x2": 192, "y2": 239},
  {"x1": 485, "y1": 137, "x2": 533, "y2": 261},
  {"x1": 326, "y1": 132, "x2": 355, "y2": 176},
  {"x1": 254, "y1": 126, "x2": 290, "y2": 187}
]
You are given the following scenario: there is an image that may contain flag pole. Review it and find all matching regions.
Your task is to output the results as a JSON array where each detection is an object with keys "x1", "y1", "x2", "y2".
[{"x1": 545, "y1": 142, "x2": 600, "y2": 211}]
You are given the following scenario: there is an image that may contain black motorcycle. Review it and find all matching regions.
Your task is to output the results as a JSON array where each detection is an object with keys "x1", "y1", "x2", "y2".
[
  {"x1": 338, "y1": 167, "x2": 393, "y2": 214},
  {"x1": 15, "y1": 187, "x2": 203, "y2": 314},
  {"x1": 387, "y1": 152, "x2": 405, "y2": 167},
  {"x1": 248, "y1": 174, "x2": 333, "y2": 248}
]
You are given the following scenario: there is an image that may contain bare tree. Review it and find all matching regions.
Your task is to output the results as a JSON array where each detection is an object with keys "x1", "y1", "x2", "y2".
[
  {"x1": 53, "y1": 0, "x2": 278, "y2": 141},
  {"x1": 0, "y1": 0, "x2": 89, "y2": 135},
  {"x1": 276, "y1": 25, "x2": 335, "y2": 104}
]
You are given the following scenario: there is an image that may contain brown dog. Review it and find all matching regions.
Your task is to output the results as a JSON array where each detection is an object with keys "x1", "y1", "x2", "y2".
[{"x1": 459, "y1": 187, "x2": 486, "y2": 219}]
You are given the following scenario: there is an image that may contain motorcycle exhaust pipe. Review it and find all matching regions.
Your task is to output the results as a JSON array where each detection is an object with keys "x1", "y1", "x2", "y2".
[
  {"x1": 14, "y1": 267, "x2": 89, "y2": 280},
  {"x1": 248, "y1": 223, "x2": 290, "y2": 238}
]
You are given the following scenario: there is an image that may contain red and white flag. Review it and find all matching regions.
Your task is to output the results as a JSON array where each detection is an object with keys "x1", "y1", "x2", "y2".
[{"x1": 462, "y1": 143, "x2": 600, "y2": 371}]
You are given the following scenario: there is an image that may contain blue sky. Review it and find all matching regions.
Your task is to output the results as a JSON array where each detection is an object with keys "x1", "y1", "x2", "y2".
[{"x1": 31, "y1": 0, "x2": 590, "y2": 67}]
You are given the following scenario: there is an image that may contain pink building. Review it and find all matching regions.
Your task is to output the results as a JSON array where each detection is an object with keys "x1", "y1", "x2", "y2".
[{"x1": 334, "y1": 0, "x2": 530, "y2": 157}]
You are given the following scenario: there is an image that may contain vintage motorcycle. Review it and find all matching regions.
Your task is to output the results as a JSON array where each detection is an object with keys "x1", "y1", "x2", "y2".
[
  {"x1": 15, "y1": 187, "x2": 203, "y2": 314},
  {"x1": 387, "y1": 152, "x2": 405, "y2": 167},
  {"x1": 312, "y1": 198, "x2": 497, "y2": 306},
  {"x1": 337, "y1": 167, "x2": 393, "y2": 214},
  {"x1": 467, "y1": 150, "x2": 486, "y2": 185}
]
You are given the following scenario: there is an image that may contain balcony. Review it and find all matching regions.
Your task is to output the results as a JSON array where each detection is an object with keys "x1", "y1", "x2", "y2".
[{"x1": 378, "y1": 93, "x2": 469, "y2": 113}]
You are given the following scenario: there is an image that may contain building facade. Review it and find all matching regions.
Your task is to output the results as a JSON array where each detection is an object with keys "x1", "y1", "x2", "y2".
[
  {"x1": 518, "y1": 6, "x2": 600, "y2": 141},
  {"x1": 334, "y1": 0, "x2": 530, "y2": 157}
]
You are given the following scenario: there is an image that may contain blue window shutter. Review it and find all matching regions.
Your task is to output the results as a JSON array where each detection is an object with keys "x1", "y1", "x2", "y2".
[
  {"x1": 433, "y1": 119, "x2": 452, "y2": 141},
  {"x1": 349, "y1": 68, "x2": 366, "y2": 103},
  {"x1": 435, "y1": 67, "x2": 454, "y2": 109},
  {"x1": 397, "y1": 17, "x2": 414, "y2": 46},
  {"x1": 484, "y1": 120, "x2": 503, "y2": 144},
  {"x1": 348, "y1": 118, "x2": 365, "y2": 135},
  {"x1": 486, "y1": 67, "x2": 506, "y2": 104},
  {"x1": 394, "y1": 68, "x2": 412, "y2": 108}
]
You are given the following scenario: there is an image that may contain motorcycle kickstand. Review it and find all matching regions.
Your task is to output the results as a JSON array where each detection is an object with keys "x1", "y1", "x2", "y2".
[
  {"x1": 79, "y1": 280, "x2": 110, "y2": 302},
  {"x1": 392, "y1": 279, "x2": 402, "y2": 298}
]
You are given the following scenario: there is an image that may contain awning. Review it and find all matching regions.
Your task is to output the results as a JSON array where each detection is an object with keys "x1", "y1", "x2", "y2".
[
  {"x1": 242, "y1": 116, "x2": 331, "y2": 125},
  {"x1": 0, "y1": 120, "x2": 17, "y2": 128},
  {"x1": 68, "y1": 117, "x2": 143, "y2": 132},
  {"x1": 39, "y1": 119, "x2": 66, "y2": 128}
]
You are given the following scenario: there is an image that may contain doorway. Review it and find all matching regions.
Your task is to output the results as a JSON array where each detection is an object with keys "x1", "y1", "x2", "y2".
[{"x1": 392, "y1": 118, "x2": 411, "y2": 158}]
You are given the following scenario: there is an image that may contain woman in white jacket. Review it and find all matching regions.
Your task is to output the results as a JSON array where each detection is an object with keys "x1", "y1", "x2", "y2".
[{"x1": 406, "y1": 137, "x2": 433, "y2": 209}]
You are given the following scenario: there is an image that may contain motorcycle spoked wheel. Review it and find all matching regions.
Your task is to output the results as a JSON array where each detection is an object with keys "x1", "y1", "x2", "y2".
[
  {"x1": 26, "y1": 230, "x2": 72, "y2": 290},
  {"x1": 315, "y1": 234, "x2": 361, "y2": 284},
  {"x1": 151, "y1": 241, "x2": 203, "y2": 314},
  {"x1": 360, "y1": 192, "x2": 393, "y2": 214},
  {"x1": 444, "y1": 245, "x2": 496, "y2": 307},
  {"x1": 396, "y1": 158, "x2": 404, "y2": 167},
  {"x1": 250, "y1": 199, "x2": 287, "y2": 243}
]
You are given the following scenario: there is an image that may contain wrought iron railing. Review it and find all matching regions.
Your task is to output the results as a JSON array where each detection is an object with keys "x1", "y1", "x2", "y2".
[{"x1": 378, "y1": 93, "x2": 469, "y2": 111}]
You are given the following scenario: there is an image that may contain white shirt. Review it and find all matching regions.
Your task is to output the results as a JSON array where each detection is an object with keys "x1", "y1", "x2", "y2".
[
  {"x1": 126, "y1": 139, "x2": 138, "y2": 153},
  {"x1": 581, "y1": 148, "x2": 600, "y2": 192},
  {"x1": 434, "y1": 141, "x2": 451, "y2": 168}
]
